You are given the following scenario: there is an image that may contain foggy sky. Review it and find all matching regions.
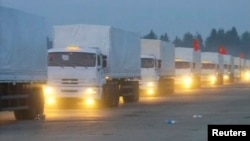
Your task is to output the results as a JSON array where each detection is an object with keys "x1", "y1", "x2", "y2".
[{"x1": 1, "y1": 0, "x2": 250, "y2": 39}]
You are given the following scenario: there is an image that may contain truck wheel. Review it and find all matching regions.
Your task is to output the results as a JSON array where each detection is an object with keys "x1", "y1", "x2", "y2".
[
  {"x1": 14, "y1": 87, "x2": 44, "y2": 120},
  {"x1": 123, "y1": 81, "x2": 139, "y2": 103},
  {"x1": 158, "y1": 78, "x2": 174, "y2": 96},
  {"x1": 102, "y1": 82, "x2": 119, "y2": 108},
  {"x1": 192, "y1": 76, "x2": 201, "y2": 89},
  {"x1": 166, "y1": 78, "x2": 175, "y2": 94},
  {"x1": 215, "y1": 74, "x2": 223, "y2": 85}
]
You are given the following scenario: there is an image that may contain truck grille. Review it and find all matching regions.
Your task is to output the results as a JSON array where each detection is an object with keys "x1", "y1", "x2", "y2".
[{"x1": 61, "y1": 79, "x2": 78, "y2": 85}]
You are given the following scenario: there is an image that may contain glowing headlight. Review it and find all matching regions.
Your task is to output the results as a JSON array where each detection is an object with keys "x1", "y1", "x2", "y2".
[
  {"x1": 43, "y1": 86, "x2": 53, "y2": 96},
  {"x1": 86, "y1": 88, "x2": 97, "y2": 95},
  {"x1": 244, "y1": 72, "x2": 250, "y2": 80},
  {"x1": 85, "y1": 97, "x2": 95, "y2": 106},
  {"x1": 223, "y1": 74, "x2": 229, "y2": 80},
  {"x1": 147, "y1": 82, "x2": 155, "y2": 87},
  {"x1": 46, "y1": 97, "x2": 56, "y2": 105},
  {"x1": 209, "y1": 75, "x2": 217, "y2": 84},
  {"x1": 147, "y1": 88, "x2": 155, "y2": 95},
  {"x1": 183, "y1": 76, "x2": 192, "y2": 88}
]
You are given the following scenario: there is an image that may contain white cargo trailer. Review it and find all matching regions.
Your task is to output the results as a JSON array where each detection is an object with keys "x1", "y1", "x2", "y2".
[
  {"x1": 201, "y1": 52, "x2": 224, "y2": 85},
  {"x1": 175, "y1": 47, "x2": 201, "y2": 89},
  {"x1": 140, "y1": 39, "x2": 175, "y2": 96},
  {"x1": 0, "y1": 7, "x2": 47, "y2": 120},
  {"x1": 45, "y1": 24, "x2": 141, "y2": 107}
]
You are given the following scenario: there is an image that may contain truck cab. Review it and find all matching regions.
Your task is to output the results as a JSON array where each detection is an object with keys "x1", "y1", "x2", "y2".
[
  {"x1": 201, "y1": 52, "x2": 224, "y2": 85},
  {"x1": 140, "y1": 54, "x2": 160, "y2": 96},
  {"x1": 175, "y1": 47, "x2": 201, "y2": 89},
  {"x1": 45, "y1": 46, "x2": 106, "y2": 107}
]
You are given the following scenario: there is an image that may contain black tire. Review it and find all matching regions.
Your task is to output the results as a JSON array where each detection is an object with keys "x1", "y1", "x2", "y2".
[
  {"x1": 14, "y1": 87, "x2": 44, "y2": 120},
  {"x1": 123, "y1": 81, "x2": 139, "y2": 103},
  {"x1": 215, "y1": 74, "x2": 223, "y2": 85},
  {"x1": 102, "y1": 82, "x2": 119, "y2": 108},
  {"x1": 192, "y1": 76, "x2": 201, "y2": 89},
  {"x1": 158, "y1": 78, "x2": 174, "y2": 96}
]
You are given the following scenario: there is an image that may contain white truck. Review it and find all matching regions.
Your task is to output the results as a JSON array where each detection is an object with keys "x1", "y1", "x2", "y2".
[
  {"x1": 223, "y1": 54, "x2": 234, "y2": 83},
  {"x1": 45, "y1": 24, "x2": 141, "y2": 107},
  {"x1": 0, "y1": 7, "x2": 47, "y2": 120},
  {"x1": 140, "y1": 39, "x2": 175, "y2": 96},
  {"x1": 201, "y1": 52, "x2": 224, "y2": 85},
  {"x1": 175, "y1": 47, "x2": 201, "y2": 89},
  {"x1": 233, "y1": 57, "x2": 241, "y2": 81}
]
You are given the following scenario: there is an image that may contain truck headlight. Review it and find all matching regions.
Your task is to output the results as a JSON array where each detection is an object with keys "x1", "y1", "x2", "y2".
[
  {"x1": 85, "y1": 97, "x2": 95, "y2": 106},
  {"x1": 244, "y1": 71, "x2": 250, "y2": 80},
  {"x1": 43, "y1": 86, "x2": 53, "y2": 96},
  {"x1": 86, "y1": 88, "x2": 97, "y2": 95},
  {"x1": 43, "y1": 86, "x2": 56, "y2": 105},
  {"x1": 223, "y1": 74, "x2": 229, "y2": 80},
  {"x1": 209, "y1": 75, "x2": 217, "y2": 84},
  {"x1": 183, "y1": 76, "x2": 192, "y2": 88},
  {"x1": 147, "y1": 82, "x2": 155, "y2": 87},
  {"x1": 147, "y1": 88, "x2": 155, "y2": 95},
  {"x1": 47, "y1": 97, "x2": 56, "y2": 105}
]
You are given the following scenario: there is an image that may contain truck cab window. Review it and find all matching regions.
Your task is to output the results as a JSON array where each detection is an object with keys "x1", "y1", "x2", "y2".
[
  {"x1": 48, "y1": 52, "x2": 96, "y2": 67},
  {"x1": 175, "y1": 61, "x2": 190, "y2": 69},
  {"x1": 141, "y1": 58, "x2": 154, "y2": 68}
]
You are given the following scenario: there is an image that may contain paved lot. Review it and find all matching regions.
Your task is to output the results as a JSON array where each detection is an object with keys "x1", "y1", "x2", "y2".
[{"x1": 1, "y1": 82, "x2": 250, "y2": 141}]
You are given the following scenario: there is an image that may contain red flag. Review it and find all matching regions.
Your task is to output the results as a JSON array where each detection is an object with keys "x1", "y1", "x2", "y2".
[
  {"x1": 193, "y1": 39, "x2": 200, "y2": 51},
  {"x1": 219, "y1": 46, "x2": 227, "y2": 55},
  {"x1": 240, "y1": 53, "x2": 244, "y2": 58}
]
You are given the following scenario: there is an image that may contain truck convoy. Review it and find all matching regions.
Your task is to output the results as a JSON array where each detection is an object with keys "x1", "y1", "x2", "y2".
[
  {"x1": 175, "y1": 47, "x2": 201, "y2": 89},
  {"x1": 201, "y1": 52, "x2": 224, "y2": 85},
  {"x1": 223, "y1": 54, "x2": 234, "y2": 83},
  {"x1": 45, "y1": 24, "x2": 141, "y2": 107},
  {"x1": 140, "y1": 39, "x2": 175, "y2": 96},
  {"x1": 0, "y1": 7, "x2": 47, "y2": 120}
]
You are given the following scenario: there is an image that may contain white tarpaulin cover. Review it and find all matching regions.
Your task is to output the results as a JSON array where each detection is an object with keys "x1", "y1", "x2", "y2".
[
  {"x1": 140, "y1": 39, "x2": 175, "y2": 76},
  {"x1": 0, "y1": 7, "x2": 47, "y2": 82},
  {"x1": 53, "y1": 24, "x2": 141, "y2": 78}
]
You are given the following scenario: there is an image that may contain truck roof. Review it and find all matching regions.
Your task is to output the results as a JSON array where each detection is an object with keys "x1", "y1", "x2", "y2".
[
  {"x1": 48, "y1": 47, "x2": 98, "y2": 54},
  {"x1": 201, "y1": 52, "x2": 220, "y2": 64},
  {"x1": 175, "y1": 47, "x2": 194, "y2": 62}
]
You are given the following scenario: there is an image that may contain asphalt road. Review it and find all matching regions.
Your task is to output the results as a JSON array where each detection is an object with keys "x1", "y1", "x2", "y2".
[{"x1": 1, "y1": 81, "x2": 250, "y2": 141}]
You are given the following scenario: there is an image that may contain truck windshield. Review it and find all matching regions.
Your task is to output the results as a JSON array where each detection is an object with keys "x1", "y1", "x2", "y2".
[
  {"x1": 141, "y1": 58, "x2": 154, "y2": 68},
  {"x1": 202, "y1": 63, "x2": 216, "y2": 69},
  {"x1": 175, "y1": 61, "x2": 190, "y2": 69},
  {"x1": 48, "y1": 52, "x2": 96, "y2": 67}
]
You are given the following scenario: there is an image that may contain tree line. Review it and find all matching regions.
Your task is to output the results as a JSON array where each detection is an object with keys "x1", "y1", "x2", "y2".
[{"x1": 143, "y1": 27, "x2": 250, "y2": 59}]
